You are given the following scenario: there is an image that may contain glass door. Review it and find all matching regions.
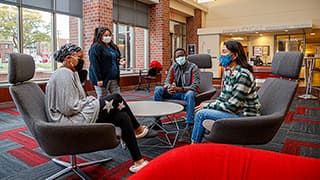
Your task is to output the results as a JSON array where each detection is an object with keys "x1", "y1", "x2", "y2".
[{"x1": 274, "y1": 34, "x2": 305, "y2": 53}]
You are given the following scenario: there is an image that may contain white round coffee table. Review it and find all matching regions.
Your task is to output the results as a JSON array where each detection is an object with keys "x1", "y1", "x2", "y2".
[
  {"x1": 128, "y1": 101, "x2": 183, "y2": 117},
  {"x1": 128, "y1": 101, "x2": 184, "y2": 148}
]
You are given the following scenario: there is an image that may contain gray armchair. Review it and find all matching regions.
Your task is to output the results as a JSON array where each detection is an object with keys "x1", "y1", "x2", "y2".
[
  {"x1": 8, "y1": 53, "x2": 120, "y2": 179},
  {"x1": 203, "y1": 52, "x2": 304, "y2": 145},
  {"x1": 166, "y1": 54, "x2": 216, "y2": 106}
]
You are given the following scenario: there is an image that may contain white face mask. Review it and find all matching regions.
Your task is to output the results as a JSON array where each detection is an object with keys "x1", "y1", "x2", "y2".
[
  {"x1": 175, "y1": 56, "x2": 186, "y2": 66},
  {"x1": 102, "y1": 36, "x2": 112, "y2": 44}
]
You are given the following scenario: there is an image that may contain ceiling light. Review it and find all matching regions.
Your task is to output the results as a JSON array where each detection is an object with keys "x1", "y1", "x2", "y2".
[
  {"x1": 310, "y1": 32, "x2": 316, "y2": 36},
  {"x1": 284, "y1": 30, "x2": 288, "y2": 32},
  {"x1": 231, "y1": 37, "x2": 244, "y2": 40},
  {"x1": 198, "y1": 0, "x2": 216, "y2": 3}
]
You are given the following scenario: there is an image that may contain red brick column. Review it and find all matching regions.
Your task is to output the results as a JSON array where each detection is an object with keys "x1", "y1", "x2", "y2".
[
  {"x1": 82, "y1": 0, "x2": 113, "y2": 68},
  {"x1": 69, "y1": 17, "x2": 79, "y2": 46},
  {"x1": 186, "y1": 9, "x2": 202, "y2": 54},
  {"x1": 149, "y1": 0, "x2": 170, "y2": 83},
  {"x1": 135, "y1": 27, "x2": 145, "y2": 68}
]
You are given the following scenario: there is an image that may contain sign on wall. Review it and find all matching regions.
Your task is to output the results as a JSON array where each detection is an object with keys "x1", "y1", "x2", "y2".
[{"x1": 188, "y1": 44, "x2": 196, "y2": 55}]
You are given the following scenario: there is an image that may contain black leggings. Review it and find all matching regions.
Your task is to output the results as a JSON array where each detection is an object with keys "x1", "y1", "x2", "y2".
[{"x1": 96, "y1": 93, "x2": 142, "y2": 161}]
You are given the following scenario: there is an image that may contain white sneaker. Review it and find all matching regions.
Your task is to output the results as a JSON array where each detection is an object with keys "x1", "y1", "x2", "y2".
[
  {"x1": 202, "y1": 120, "x2": 215, "y2": 132},
  {"x1": 135, "y1": 126, "x2": 149, "y2": 139},
  {"x1": 129, "y1": 160, "x2": 149, "y2": 173}
]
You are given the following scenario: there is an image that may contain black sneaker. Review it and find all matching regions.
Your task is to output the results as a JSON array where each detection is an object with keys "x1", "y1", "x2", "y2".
[{"x1": 178, "y1": 125, "x2": 193, "y2": 143}]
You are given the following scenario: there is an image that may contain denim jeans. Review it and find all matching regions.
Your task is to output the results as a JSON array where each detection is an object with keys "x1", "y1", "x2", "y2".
[
  {"x1": 191, "y1": 109, "x2": 239, "y2": 143},
  {"x1": 153, "y1": 86, "x2": 196, "y2": 124}
]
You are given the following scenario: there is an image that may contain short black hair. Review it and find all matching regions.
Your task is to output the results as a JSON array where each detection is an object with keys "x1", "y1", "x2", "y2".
[{"x1": 174, "y1": 48, "x2": 186, "y2": 55}]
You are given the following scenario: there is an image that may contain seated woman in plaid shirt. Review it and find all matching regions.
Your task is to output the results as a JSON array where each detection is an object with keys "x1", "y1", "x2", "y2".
[{"x1": 191, "y1": 40, "x2": 261, "y2": 143}]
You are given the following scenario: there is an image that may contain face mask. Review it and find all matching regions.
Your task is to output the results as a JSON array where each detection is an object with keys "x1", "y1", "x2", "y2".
[
  {"x1": 175, "y1": 56, "x2": 186, "y2": 66},
  {"x1": 219, "y1": 54, "x2": 233, "y2": 68},
  {"x1": 102, "y1": 36, "x2": 112, "y2": 44},
  {"x1": 75, "y1": 58, "x2": 84, "y2": 72}
]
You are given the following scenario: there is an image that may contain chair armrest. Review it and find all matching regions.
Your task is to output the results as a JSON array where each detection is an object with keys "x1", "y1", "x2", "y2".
[
  {"x1": 195, "y1": 87, "x2": 216, "y2": 106},
  {"x1": 205, "y1": 112, "x2": 284, "y2": 145},
  {"x1": 34, "y1": 121, "x2": 120, "y2": 156}
]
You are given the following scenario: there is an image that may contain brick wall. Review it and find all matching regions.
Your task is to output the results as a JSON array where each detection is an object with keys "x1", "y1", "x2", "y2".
[
  {"x1": 135, "y1": 27, "x2": 145, "y2": 68},
  {"x1": 69, "y1": 16, "x2": 80, "y2": 49},
  {"x1": 149, "y1": 0, "x2": 170, "y2": 83},
  {"x1": 186, "y1": 9, "x2": 202, "y2": 54},
  {"x1": 82, "y1": 0, "x2": 113, "y2": 68}
]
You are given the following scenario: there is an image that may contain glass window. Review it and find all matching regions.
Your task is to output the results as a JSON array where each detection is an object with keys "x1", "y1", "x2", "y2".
[
  {"x1": 0, "y1": 1, "x2": 82, "y2": 83},
  {"x1": 56, "y1": 14, "x2": 81, "y2": 48},
  {"x1": 275, "y1": 34, "x2": 305, "y2": 53},
  {"x1": 22, "y1": 8, "x2": 52, "y2": 80},
  {"x1": 0, "y1": 4, "x2": 18, "y2": 82},
  {"x1": 113, "y1": 23, "x2": 149, "y2": 75},
  {"x1": 170, "y1": 20, "x2": 186, "y2": 59}
]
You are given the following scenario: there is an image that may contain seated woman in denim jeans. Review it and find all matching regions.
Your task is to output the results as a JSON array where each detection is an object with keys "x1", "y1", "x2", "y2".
[{"x1": 191, "y1": 40, "x2": 261, "y2": 144}]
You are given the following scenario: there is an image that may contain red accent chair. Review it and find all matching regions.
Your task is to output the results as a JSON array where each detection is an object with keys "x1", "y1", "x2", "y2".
[{"x1": 128, "y1": 144, "x2": 320, "y2": 180}]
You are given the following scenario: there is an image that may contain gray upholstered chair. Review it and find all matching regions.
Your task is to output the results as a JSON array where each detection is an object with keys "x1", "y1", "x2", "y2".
[
  {"x1": 8, "y1": 53, "x2": 120, "y2": 180},
  {"x1": 203, "y1": 51, "x2": 304, "y2": 145},
  {"x1": 166, "y1": 54, "x2": 216, "y2": 106}
]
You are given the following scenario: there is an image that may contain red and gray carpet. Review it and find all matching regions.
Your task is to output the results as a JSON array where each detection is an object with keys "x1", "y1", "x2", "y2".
[{"x1": 0, "y1": 88, "x2": 319, "y2": 179}]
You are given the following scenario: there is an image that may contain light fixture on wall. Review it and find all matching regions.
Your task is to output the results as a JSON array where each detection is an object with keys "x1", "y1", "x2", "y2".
[
  {"x1": 231, "y1": 37, "x2": 244, "y2": 40},
  {"x1": 198, "y1": 0, "x2": 216, "y2": 3}
]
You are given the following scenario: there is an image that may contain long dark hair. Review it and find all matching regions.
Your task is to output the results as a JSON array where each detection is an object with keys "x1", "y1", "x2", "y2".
[
  {"x1": 91, "y1": 26, "x2": 119, "y2": 51},
  {"x1": 224, "y1": 40, "x2": 253, "y2": 73}
]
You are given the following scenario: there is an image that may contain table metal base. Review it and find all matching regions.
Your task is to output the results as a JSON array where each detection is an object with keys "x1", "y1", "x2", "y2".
[{"x1": 139, "y1": 116, "x2": 180, "y2": 148}]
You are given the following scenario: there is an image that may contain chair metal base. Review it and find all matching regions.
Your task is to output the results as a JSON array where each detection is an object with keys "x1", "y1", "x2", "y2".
[
  {"x1": 46, "y1": 155, "x2": 112, "y2": 180},
  {"x1": 298, "y1": 94, "x2": 318, "y2": 100}
]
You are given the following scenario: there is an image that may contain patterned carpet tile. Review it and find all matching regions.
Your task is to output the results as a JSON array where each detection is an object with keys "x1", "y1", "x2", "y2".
[{"x1": 0, "y1": 88, "x2": 319, "y2": 179}]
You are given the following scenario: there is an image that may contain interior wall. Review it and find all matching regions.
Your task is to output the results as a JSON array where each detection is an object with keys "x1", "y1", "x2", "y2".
[
  {"x1": 248, "y1": 36, "x2": 274, "y2": 64},
  {"x1": 198, "y1": 34, "x2": 221, "y2": 78},
  {"x1": 205, "y1": 0, "x2": 320, "y2": 28},
  {"x1": 306, "y1": 43, "x2": 320, "y2": 57}
]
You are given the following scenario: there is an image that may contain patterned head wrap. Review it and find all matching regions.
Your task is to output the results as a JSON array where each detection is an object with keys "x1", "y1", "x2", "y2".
[{"x1": 53, "y1": 43, "x2": 82, "y2": 63}]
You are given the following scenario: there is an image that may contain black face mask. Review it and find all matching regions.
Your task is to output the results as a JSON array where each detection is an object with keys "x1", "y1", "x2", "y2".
[{"x1": 75, "y1": 58, "x2": 84, "y2": 72}]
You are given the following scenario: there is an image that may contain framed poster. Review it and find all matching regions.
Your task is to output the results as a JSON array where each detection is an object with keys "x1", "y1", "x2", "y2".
[
  {"x1": 188, "y1": 44, "x2": 196, "y2": 55},
  {"x1": 253, "y1": 46, "x2": 269, "y2": 56}
]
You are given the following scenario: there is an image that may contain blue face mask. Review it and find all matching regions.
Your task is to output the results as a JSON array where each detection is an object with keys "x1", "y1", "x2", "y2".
[
  {"x1": 219, "y1": 54, "x2": 233, "y2": 68},
  {"x1": 176, "y1": 56, "x2": 186, "y2": 66}
]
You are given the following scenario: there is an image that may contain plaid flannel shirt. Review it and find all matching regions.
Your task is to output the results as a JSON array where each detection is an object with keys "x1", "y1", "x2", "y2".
[{"x1": 205, "y1": 65, "x2": 261, "y2": 116}]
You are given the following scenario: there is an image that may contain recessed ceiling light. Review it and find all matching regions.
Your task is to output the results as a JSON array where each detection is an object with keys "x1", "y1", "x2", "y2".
[
  {"x1": 231, "y1": 37, "x2": 244, "y2": 40},
  {"x1": 198, "y1": 0, "x2": 216, "y2": 3},
  {"x1": 310, "y1": 32, "x2": 316, "y2": 36}
]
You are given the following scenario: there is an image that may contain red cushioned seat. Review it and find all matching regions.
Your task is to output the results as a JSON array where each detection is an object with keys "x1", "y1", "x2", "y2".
[{"x1": 128, "y1": 144, "x2": 320, "y2": 180}]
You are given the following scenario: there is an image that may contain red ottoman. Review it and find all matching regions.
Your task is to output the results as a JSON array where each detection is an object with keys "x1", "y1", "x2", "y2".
[{"x1": 128, "y1": 144, "x2": 320, "y2": 180}]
